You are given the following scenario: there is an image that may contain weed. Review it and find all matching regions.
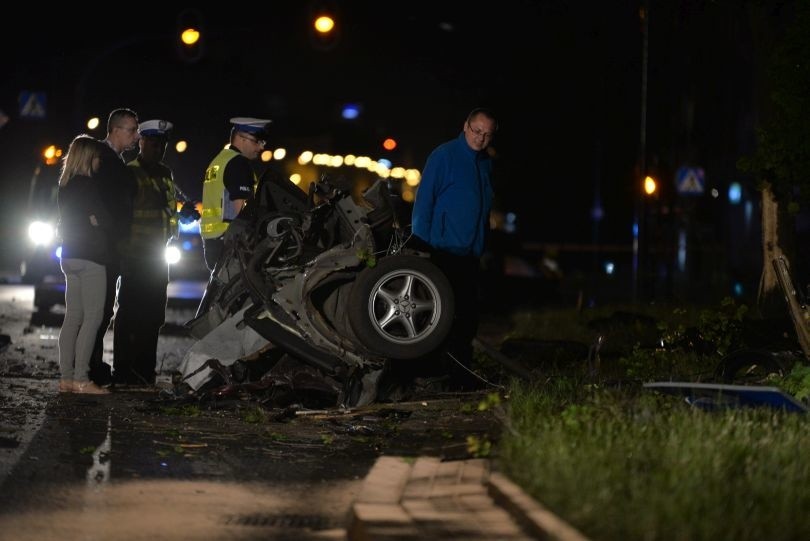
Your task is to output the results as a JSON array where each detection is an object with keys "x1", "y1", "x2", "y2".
[
  {"x1": 477, "y1": 392, "x2": 502, "y2": 411},
  {"x1": 160, "y1": 404, "x2": 202, "y2": 417},
  {"x1": 777, "y1": 363, "x2": 810, "y2": 401},
  {"x1": 239, "y1": 406, "x2": 267, "y2": 424},
  {"x1": 466, "y1": 435, "x2": 492, "y2": 457},
  {"x1": 459, "y1": 402, "x2": 475, "y2": 413}
]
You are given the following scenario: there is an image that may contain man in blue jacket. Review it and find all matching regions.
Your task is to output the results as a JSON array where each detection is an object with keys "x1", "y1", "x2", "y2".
[{"x1": 411, "y1": 107, "x2": 497, "y2": 389}]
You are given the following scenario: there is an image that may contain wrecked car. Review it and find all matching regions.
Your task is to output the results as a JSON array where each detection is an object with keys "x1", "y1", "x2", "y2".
[{"x1": 179, "y1": 172, "x2": 454, "y2": 406}]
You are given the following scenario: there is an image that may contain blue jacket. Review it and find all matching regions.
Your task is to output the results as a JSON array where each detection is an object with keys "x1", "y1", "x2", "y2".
[{"x1": 412, "y1": 132, "x2": 493, "y2": 257}]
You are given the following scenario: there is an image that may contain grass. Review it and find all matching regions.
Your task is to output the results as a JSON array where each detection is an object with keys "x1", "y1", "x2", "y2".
[
  {"x1": 489, "y1": 301, "x2": 810, "y2": 540},
  {"x1": 498, "y1": 381, "x2": 810, "y2": 541}
]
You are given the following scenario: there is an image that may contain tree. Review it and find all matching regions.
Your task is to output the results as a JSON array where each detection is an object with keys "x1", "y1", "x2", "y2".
[{"x1": 738, "y1": 2, "x2": 810, "y2": 314}]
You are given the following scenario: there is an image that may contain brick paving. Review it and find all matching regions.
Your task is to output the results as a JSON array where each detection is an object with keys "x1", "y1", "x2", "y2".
[{"x1": 348, "y1": 456, "x2": 589, "y2": 541}]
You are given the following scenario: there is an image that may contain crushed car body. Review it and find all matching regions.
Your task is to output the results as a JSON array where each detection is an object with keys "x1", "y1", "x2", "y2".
[{"x1": 178, "y1": 172, "x2": 454, "y2": 406}]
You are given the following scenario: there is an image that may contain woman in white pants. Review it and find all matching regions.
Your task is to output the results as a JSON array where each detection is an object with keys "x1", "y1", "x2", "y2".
[{"x1": 56, "y1": 135, "x2": 113, "y2": 394}]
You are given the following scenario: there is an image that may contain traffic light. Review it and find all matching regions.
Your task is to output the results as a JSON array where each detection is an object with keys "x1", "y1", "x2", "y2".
[{"x1": 177, "y1": 9, "x2": 204, "y2": 63}]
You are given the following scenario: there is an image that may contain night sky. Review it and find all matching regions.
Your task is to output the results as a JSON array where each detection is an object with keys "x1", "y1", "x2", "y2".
[{"x1": 0, "y1": 1, "x2": 790, "y2": 269}]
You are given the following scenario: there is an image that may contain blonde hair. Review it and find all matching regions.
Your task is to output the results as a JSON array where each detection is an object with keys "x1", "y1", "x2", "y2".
[{"x1": 59, "y1": 134, "x2": 101, "y2": 187}]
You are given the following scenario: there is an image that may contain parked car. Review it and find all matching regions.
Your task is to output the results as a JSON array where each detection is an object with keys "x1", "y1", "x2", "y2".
[
  {"x1": 21, "y1": 165, "x2": 65, "y2": 311},
  {"x1": 166, "y1": 218, "x2": 211, "y2": 283}
]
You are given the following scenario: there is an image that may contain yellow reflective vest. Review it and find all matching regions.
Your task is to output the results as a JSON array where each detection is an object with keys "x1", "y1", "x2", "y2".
[
  {"x1": 126, "y1": 158, "x2": 178, "y2": 256},
  {"x1": 201, "y1": 146, "x2": 256, "y2": 240}
]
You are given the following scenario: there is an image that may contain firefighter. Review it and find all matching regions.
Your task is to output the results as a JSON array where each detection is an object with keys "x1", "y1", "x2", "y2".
[
  {"x1": 113, "y1": 119, "x2": 180, "y2": 386},
  {"x1": 200, "y1": 117, "x2": 271, "y2": 271}
]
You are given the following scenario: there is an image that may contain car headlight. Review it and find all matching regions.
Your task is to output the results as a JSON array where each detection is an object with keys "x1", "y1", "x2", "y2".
[
  {"x1": 165, "y1": 245, "x2": 182, "y2": 265},
  {"x1": 28, "y1": 221, "x2": 55, "y2": 246}
]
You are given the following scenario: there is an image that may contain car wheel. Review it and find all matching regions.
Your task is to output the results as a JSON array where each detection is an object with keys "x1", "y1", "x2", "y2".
[
  {"x1": 348, "y1": 255, "x2": 454, "y2": 360},
  {"x1": 715, "y1": 348, "x2": 787, "y2": 384}
]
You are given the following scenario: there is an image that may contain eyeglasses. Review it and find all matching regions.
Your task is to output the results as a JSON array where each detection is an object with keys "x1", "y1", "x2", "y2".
[
  {"x1": 466, "y1": 122, "x2": 494, "y2": 140},
  {"x1": 239, "y1": 133, "x2": 266, "y2": 147}
]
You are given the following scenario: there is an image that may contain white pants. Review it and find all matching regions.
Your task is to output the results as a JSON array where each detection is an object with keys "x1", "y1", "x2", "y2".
[{"x1": 58, "y1": 258, "x2": 107, "y2": 383}]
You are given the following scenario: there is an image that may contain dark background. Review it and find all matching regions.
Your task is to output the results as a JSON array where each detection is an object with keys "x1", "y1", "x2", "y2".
[{"x1": 0, "y1": 1, "x2": 793, "y2": 301}]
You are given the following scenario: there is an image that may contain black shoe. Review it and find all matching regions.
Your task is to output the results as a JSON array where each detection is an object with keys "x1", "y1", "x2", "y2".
[
  {"x1": 88, "y1": 363, "x2": 112, "y2": 385},
  {"x1": 113, "y1": 370, "x2": 154, "y2": 387}
]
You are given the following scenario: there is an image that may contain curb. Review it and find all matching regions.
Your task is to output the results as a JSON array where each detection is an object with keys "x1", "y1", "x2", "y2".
[
  {"x1": 487, "y1": 472, "x2": 590, "y2": 541},
  {"x1": 348, "y1": 456, "x2": 589, "y2": 541},
  {"x1": 347, "y1": 456, "x2": 419, "y2": 541}
]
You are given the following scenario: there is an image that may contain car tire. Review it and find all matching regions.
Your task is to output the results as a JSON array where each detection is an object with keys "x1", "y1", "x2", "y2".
[
  {"x1": 348, "y1": 255, "x2": 454, "y2": 360},
  {"x1": 714, "y1": 348, "x2": 787, "y2": 384}
]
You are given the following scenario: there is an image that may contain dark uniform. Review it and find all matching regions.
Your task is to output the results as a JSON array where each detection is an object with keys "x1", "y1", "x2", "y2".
[{"x1": 113, "y1": 120, "x2": 178, "y2": 385}]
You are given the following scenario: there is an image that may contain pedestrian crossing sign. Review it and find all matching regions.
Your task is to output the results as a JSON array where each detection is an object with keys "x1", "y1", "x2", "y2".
[
  {"x1": 675, "y1": 166, "x2": 705, "y2": 195},
  {"x1": 19, "y1": 91, "x2": 46, "y2": 119}
]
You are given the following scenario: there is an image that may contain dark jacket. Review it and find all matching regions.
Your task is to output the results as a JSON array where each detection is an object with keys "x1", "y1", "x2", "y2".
[
  {"x1": 57, "y1": 175, "x2": 113, "y2": 265},
  {"x1": 95, "y1": 142, "x2": 136, "y2": 257}
]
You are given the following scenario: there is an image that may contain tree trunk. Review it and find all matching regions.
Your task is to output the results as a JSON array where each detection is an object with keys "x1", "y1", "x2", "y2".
[{"x1": 757, "y1": 183, "x2": 784, "y2": 315}]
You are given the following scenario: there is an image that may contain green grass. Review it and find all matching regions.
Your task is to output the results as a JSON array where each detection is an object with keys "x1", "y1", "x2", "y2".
[
  {"x1": 492, "y1": 300, "x2": 810, "y2": 540},
  {"x1": 499, "y1": 381, "x2": 810, "y2": 540}
]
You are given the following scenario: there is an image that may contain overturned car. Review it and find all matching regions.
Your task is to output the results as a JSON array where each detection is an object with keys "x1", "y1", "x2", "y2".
[{"x1": 179, "y1": 173, "x2": 454, "y2": 406}]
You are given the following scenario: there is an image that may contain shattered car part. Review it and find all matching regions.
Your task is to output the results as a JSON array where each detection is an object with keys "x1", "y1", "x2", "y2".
[{"x1": 180, "y1": 174, "x2": 454, "y2": 406}]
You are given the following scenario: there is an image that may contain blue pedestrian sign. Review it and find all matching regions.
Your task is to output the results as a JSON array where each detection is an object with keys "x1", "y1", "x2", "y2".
[
  {"x1": 19, "y1": 91, "x2": 46, "y2": 119},
  {"x1": 675, "y1": 166, "x2": 705, "y2": 195}
]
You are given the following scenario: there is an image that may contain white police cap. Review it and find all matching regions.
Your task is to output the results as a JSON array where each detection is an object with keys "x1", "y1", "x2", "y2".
[
  {"x1": 230, "y1": 117, "x2": 272, "y2": 134},
  {"x1": 139, "y1": 119, "x2": 173, "y2": 137}
]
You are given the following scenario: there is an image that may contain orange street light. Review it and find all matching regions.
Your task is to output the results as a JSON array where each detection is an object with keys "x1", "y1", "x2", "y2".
[
  {"x1": 43, "y1": 145, "x2": 62, "y2": 165},
  {"x1": 643, "y1": 175, "x2": 657, "y2": 195},
  {"x1": 181, "y1": 28, "x2": 200, "y2": 45},
  {"x1": 314, "y1": 15, "x2": 335, "y2": 34}
]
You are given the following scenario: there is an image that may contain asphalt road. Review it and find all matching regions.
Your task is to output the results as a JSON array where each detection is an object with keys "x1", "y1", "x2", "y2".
[{"x1": 0, "y1": 284, "x2": 503, "y2": 540}]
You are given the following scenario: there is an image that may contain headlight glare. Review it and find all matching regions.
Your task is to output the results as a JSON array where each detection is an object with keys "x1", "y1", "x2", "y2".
[
  {"x1": 165, "y1": 245, "x2": 182, "y2": 265},
  {"x1": 28, "y1": 221, "x2": 55, "y2": 246}
]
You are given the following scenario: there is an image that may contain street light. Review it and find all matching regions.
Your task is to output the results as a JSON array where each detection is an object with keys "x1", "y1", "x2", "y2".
[
  {"x1": 314, "y1": 15, "x2": 335, "y2": 34},
  {"x1": 309, "y1": 3, "x2": 340, "y2": 51},
  {"x1": 177, "y1": 9, "x2": 204, "y2": 63},
  {"x1": 633, "y1": 0, "x2": 651, "y2": 302},
  {"x1": 180, "y1": 28, "x2": 200, "y2": 46},
  {"x1": 644, "y1": 175, "x2": 657, "y2": 195},
  {"x1": 42, "y1": 145, "x2": 62, "y2": 166}
]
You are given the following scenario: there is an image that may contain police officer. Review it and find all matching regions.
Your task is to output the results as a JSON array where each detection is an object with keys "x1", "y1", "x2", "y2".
[
  {"x1": 200, "y1": 117, "x2": 271, "y2": 271},
  {"x1": 113, "y1": 119, "x2": 179, "y2": 385}
]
